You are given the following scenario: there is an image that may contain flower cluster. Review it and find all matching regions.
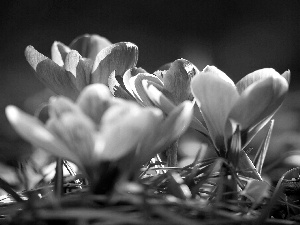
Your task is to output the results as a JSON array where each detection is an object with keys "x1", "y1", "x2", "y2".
[{"x1": 6, "y1": 34, "x2": 291, "y2": 199}]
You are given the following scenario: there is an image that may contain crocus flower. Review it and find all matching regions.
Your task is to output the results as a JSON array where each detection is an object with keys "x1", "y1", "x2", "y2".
[
  {"x1": 25, "y1": 34, "x2": 138, "y2": 100},
  {"x1": 109, "y1": 58, "x2": 197, "y2": 105},
  {"x1": 51, "y1": 34, "x2": 112, "y2": 66},
  {"x1": 5, "y1": 84, "x2": 193, "y2": 184},
  {"x1": 191, "y1": 66, "x2": 290, "y2": 157},
  {"x1": 108, "y1": 59, "x2": 209, "y2": 136}
]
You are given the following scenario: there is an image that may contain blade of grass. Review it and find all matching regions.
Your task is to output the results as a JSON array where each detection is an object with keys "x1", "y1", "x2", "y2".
[
  {"x1": 0, "y1": 178, "x2": 23, "y2": 202},
  {"x1": 253, "y1": 120, "x2": 274, "y2": 174},
  {"x1": 191, "y1": 158, "x2": 224, "y2": 198}
]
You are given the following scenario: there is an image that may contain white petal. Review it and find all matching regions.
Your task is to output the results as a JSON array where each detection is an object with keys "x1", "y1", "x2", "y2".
[
  {"x1": 236, "y1": 68, "x2": 281, "y2": 94},
  {"x1": 191, "y1": 66, "x2": 239, "y2": 150},
  {"x1": 99, "y1": 103, "x2": 150, "y2": 160},
  {"x1": 228, "y1": 76, "x2": 288, "y2": 132},
  {"x1": 5, "y1": 106, "x2": 82, "y2": 166}
]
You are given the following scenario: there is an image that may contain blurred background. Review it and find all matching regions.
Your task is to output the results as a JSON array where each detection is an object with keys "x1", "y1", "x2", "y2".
[{"x1": 0, "y1": 0, "x2": 300, "y2": 187}]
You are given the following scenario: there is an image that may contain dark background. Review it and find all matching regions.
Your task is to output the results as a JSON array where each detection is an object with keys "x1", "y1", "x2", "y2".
[{"x1": 0, "y1": 1, "x2": 299, "y2": 162}]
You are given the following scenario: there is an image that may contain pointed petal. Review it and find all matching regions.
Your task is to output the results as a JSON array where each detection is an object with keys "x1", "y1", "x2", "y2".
[
  {"x1": 64, "y1": 50, "x2": 93, "y2": 91},
  {"x1": 228, "y1": 76, "x2": 288, "y2": 132},
  {"x1": 238, "y1": 150, "x2": 262, "y2": 180},
  {"x1": 130, "y1": 73, "x2": 163, "y2": 106},
  {"x1": 281, "y1": 70, "x2": 291, "y2": 84},
  {"x1": 91, "y1": 42, "x2": 138, "y2": 85},
  {"x1": 48, "y1": 96, "x2": 80, "y2": 118},
  {"x1": 253, "y1": 120, "x2": 274, "y2": 175},
  {"x1": 5, "y1": 106, "x2": 81, "y2": 166},
  {"x1": 236, "y1": 68, "x2": 282, "y2": 94},
  {"x1": 69, "y1": 34, "x2": 112, "y2": 61},
  {"x1": 123, "y1": 67, "x2": 147, "y2": 97},
  {"x1": 25, "y1": 46, "x2": 79, "y2": 100},
  {"x1": 47, "y1": 112, "x2": 95, "y2": 171},
  {"x1": 51, "y1": 41, "x2": 71, "y2": 66},
  {"x1": 64, "y1": 50, "x2": 81, "y2": 77},
  {"x1": 99, "y1": 103, "x2": 153, "y2": 161},
  {"x1": 143, "y1": 82, "x2": 208, "y2": 135},
  {"x1": 241, "y1": 114, "x2": 273, "y2": 149},
  {"x1": 163, "y1": 59, "x2": 199, "y2": 104},
  {"x1": 76, "y1": 83, "x2": 112, "y2": 125},
  {"x1": 191, "y1": 66, "x2": 239, "y2": 150},
  {"x1": 108, "y1": 71, "x2": 136, "y2": 100}
]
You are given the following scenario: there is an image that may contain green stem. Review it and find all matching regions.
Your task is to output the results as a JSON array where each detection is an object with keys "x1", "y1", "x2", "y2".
[{"x1": 167, "y1": 139, "x2": 179, "y2": 167}]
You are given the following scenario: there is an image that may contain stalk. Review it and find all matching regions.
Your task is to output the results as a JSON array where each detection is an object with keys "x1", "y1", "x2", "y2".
[{"x1": 166, "y1": 139, "x2": 179, "y2": 167}]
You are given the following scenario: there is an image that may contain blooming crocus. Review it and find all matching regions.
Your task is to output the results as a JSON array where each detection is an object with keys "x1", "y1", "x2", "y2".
[
  {"x1": 107, "y1": 59, "x2": 209, "y2": 166},
  {"x1": 191, "y1": 66, "x2": 290, "y2": 158},
  {"x1": 51, "y1": 34, "x2": 112, "y2": 66},
  {"x1": 25, "y1": 34, "x2": 138, "y2": 100},
  {"x1": 108, "y1": 59, "x2": 209, "y2": 135},
  {"x1": 6, "y1": 84, "x2": 193, "y2": 185},
  {"x1": 109, "y1": 58, "x2": 196, "y2": 105}
]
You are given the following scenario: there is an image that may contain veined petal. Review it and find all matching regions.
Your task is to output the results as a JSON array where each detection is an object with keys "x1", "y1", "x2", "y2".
[
  {"x1": 162, "y1": 59, "x2": 199, "y2": 104},
  {"x1": 69, "y1": 34, "x2": 112, "y2": 61},
  {"x1": 191, "y1": 66, "x2": 239, "y2": 150},
  {"x1": 77, "y1": 83, "x2": 112, "y2": 125},
  {"x1": 47, "y1": 112, "x2": 95, "y2": 172},
  {"x1": 5, "y1": 106, "x2": 81, "y2": 166},
  {"x1": 236, "y1": 68, "x2": 281, "y2": 94},
  {"x1": 64, "y1": 50, "x2": 93, "y2": 91},
  {"x1": 76, "y1": 58, "x2": 94, "y2": 90},
  {"x1": 51, "y1": 41, "x2": 71, "y2": 66},
  {"x1": 99, "y1": 102, "x2": 150, "y2": 161},
  {"x1": 130, "y1": 73, "x2": 163, "y2": 106},
  {"x1": 49, "y1": 96, "x2": 80, "y2": 119},
  {"x1": 228, "y1": 76, "x2": 288, "y2": 132},
  {"x1": 108, "y1": 71, "x2": 136, "y2": 100},
  {"x1": 25, "y1": 46, "x2": 79, "y2": 100},
  {"x1": 91, "y1": 42, "x2": 138, "y2": 85}
]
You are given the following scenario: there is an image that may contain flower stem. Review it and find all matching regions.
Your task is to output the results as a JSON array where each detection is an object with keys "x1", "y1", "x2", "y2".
[
  {"x1": 167, "y1": 139, "x2": 179, "y2": 167},
  {"x1": 54, "y1": 158, "x2": 63, "y2": 199}
]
